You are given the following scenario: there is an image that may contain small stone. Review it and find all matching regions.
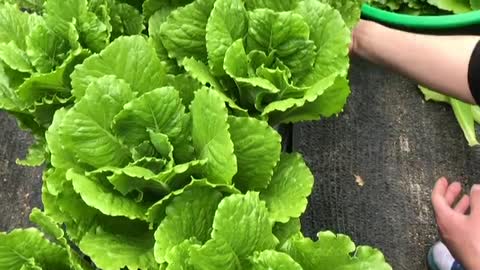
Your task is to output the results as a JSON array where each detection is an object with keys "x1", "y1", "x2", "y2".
[{"x1": 354, "y1": 174, "x2": 365, "y2": 187}]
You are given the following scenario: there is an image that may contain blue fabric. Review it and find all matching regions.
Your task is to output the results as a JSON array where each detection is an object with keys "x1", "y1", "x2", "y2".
[{"x1": 451, "y1": 261, "x2": 465, "y2": 270}]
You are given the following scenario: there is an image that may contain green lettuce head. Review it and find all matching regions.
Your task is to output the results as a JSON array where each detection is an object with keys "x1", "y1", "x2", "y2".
[
  {"x1": 150, "y1": 0, "x2": 354, "y2": 125},
  {"x1": 0, "y1": 0, "x2": 145, "y2": 166},
  {"x1": 40, "y1": 36, "x2": 319, "y2": 269}
]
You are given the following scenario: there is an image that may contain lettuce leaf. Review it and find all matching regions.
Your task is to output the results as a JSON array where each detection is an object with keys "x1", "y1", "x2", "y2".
[
  {"x1": 282, "y1": 231, "x2": 392, "y2": 270},
  {"x1": 420, "y1": 86, "x2": 480, "y2": 146},
  {"x1": 0, "y1": 228, "x2": 72, "y2": 270}
]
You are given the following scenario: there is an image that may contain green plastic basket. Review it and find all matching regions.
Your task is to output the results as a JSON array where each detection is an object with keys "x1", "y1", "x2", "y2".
[{"x1": 361, "y1": 4, "x2": 480, "y2": 29}]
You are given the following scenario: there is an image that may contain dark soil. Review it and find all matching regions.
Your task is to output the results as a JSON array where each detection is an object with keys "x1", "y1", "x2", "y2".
[{"x1": 0, "y1": 112, "x2": 42, "y2": 232}]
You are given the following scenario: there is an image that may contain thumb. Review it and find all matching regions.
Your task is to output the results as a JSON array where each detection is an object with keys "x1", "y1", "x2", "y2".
[{"x1": 470, "y1": 184, "x2": 480, "y2": 215}]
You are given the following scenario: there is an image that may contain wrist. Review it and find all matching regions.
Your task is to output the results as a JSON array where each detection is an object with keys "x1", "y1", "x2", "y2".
[
  {"x1": 465, "y1": 259, "x2": 480, "y2": 270},
  {"x1": 464, "y1": 244, "x2": 480, "y2": 270}
]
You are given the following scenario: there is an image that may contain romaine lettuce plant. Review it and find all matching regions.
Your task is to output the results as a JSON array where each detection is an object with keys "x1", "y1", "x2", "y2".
[
  {"x1": 0, "y1": 0, "x2": 144, "y2": 166},
  {"x1": 149, "y1": 0, "x2": 354, "y2": 125},
  {"x1": 0, "y1": 1, "x2": 393, "y2": 269},
  {"x1": 38, "y1": 36, "x2": 310, "y2": 269}
]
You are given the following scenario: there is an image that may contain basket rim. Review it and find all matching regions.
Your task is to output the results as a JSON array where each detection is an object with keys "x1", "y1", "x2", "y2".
[{"x1": 361, "y1": 3, "x2": 480, "y2": 29}]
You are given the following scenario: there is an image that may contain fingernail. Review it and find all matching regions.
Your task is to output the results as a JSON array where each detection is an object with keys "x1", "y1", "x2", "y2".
[{"x1": 472, "y1": 184, "x2": 480, "y2": 192}]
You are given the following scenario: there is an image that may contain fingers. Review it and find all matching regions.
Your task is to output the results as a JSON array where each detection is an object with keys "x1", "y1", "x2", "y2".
[
  {"x1": 432, "y1": 178, "x2": 454, "y2": 217},
  {"x1": 445, "y1": 182, "x2": 462, "y2": 206},
  {"x1": 470, "y1": 184, "x2": 480, "y2": 215},
  {"x1": 445, "y1": 182, "x2": 469, "y2": 214},
  {"x1": 432, "y1": 177, "x2": 449, "y2": 198},
  {"x1": 453, "y1": 195, "x2": 470, "y2": 214}
]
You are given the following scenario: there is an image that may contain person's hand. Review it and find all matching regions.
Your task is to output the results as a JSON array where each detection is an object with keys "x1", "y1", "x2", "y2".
[
  {"x1": 350, "y1": 20, "x2": 382, "y2": 55},
  {"x1": 432, "y1": 177, "x2": 480, "y2": 270}
]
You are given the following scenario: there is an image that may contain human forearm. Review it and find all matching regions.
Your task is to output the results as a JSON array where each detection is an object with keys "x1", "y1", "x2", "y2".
[{"x1": 352, "y1": 20, "x2": 479, "y2": 104}]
